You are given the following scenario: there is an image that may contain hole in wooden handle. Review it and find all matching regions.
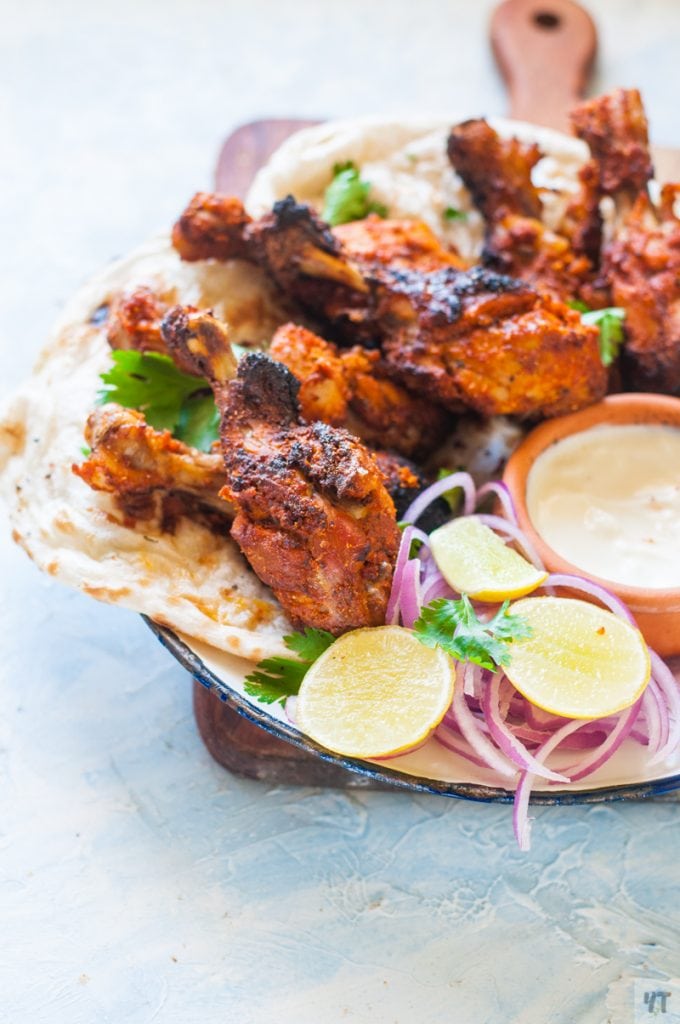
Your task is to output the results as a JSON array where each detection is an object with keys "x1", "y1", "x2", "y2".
[{"x1": 532, "y1": 10, "x2": 562, "y2": 29}]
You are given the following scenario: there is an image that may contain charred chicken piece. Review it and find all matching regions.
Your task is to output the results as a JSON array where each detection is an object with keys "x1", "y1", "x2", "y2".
[
  {"x1": 269, "y1": 322, "x2": 452, "y2": 459},
  {"x1": 105, "y1": 286, "x2": 202, "y2": 375},
  {"x1": 73, "y1": 403, "x2": 230, "y2": 528},
  {"x1": 603, "y1": 186, "x2": 680, "y2": 392},
  {"x1": 172, "y1": 195, "x2": 606, "y2": 416},
  {"x1": 161, "y1": 306, "x2": 400, "y2": 633},
  {"x1": 333, "y1": 215, "x2": 466, "y2": 273},
  {"x1": 106, "y1": 286, "x2": 170, "y2": 355},
  {"x1": 570, "y1": 88, "x2": 654, "y2": 201},
  {"x1": 447, "y1": 118, "x2": 598, "y2": 301},
  {"x1": 379, "y1": 265, "x2": 606, "y2": 418},
  {"x1": 172, "y1": 192, "x2": 254, "y2": 262},
  {"x1": 571, "y1": 88, "x2": 680, "y2": 391}
]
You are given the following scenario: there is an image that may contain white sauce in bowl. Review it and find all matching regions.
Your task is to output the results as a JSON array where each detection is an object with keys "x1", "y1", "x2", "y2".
[{"x1": 526, "y1": 424, "x2": 680, "y2": 589}]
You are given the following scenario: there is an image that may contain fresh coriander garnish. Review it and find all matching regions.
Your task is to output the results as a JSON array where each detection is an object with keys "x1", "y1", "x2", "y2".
[
  {"x1": 443, "y1": 206, "x2": 467, "y2": 222},
  {"x1": 436, "y1": 467, "x2": 465, "y2": 513},
  {"x1": 568, "y1": 302, "x2": 626, "y2": 367},
  {"x1": 566, "y1": 298, "x2": 590, "y2": 314},
  {"x1": 413, "y1": 595, "x2": 533, "y2": 671},
  {"x1": 98, "y1": 350, "x2": 220, "y2": 452},
  {"x1": 244, "y1": 628, "x2": 335, "y2": 705},
  {"x1": 581, "y1": 307, "x2": 626, "y2": 366},
  {"x1": 80, "y1": 445, "x2": 91, "y2": 458},
  {"x1": 322, "y1": 161, "x2": 388, "y2": 226}
]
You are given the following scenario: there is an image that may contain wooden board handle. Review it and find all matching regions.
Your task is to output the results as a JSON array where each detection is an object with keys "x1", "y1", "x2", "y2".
[{"x1": 490, "y1": 0, "x2": 597, "y2": 132}]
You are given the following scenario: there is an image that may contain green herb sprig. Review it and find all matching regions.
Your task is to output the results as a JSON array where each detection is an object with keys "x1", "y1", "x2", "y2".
[
  {"x1": 98, "y1": 350, "x2": 220, "y2": 452},
  {"x1": 568, "y1": 302, "x2": 626, "y2": 367},
  {"x1": 413, "y1": 595, "x2": 532, "y2": 671},
  {"x1": 322, "y1": 161, "x2": 388, "y2": 226},
  {"x1": 244, "y1": 628, "x2": 335, "y2": 705}
]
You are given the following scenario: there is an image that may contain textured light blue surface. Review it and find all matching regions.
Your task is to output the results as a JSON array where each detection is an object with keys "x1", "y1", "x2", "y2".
[{"x1": 1, "y1": 2, "x2": 679, "y2": 1021}]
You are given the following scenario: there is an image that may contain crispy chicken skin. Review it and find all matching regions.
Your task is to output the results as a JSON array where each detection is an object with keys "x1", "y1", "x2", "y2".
[
  {"x1": 161, "y1": 307, "x2": 400, "y2": 633},
  {"x1": 105, "y1": 286, "x2": 202, "y2": 374},
  {"x1": 172, "y1": 192, "x2": 253, "y2": 262},
  {"x1": 378, "y1": 266, "x2": 605, "y2": 418},
  {"x1": 571, "y1": 88, "x2": 654, "y2": 200},
  {"x1": 571, "y1": 88, "x2": 680, "y2": 391},
  {"x1": 73, "y1": 404, "x2": 230, "y2": 527},
  {"x1": 172, "y1": 194, "x2": 606, "y2": 417},
  {"x1": 106, "y1": 286, "x2": 169, "y2": 355},
  {"x1": 333, "y1": 215, "x2": 466, "y2": 273},
  {"x1": 447, "y1": 119, "x2": 598, "y2": 301},
  {"x1": 269, "y1": 322, "x2": 452, "y2": 458},
  {"x1": 603, "y1": 187, "x2": 680, "y2": 392}
]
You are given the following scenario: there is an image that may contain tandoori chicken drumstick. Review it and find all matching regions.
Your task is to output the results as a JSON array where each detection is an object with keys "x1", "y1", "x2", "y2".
[{"x1": 160, "y1": 306, "x2": 401, "y2": 633}]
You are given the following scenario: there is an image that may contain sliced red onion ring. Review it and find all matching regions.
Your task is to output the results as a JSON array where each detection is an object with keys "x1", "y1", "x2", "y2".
[
  {"x1": 563, "y1": 697, "x2": 643, "y2": 782},
  {"x1": 421, "y1": 576, "x2": 457, "y2": 606},
  {"x1": 543, "y1": 574, "x2": 636, "y2": 624},
  {"x1": 641, "y1": 685, "x2": 662, "y2": 759},
  {"x1": 386, "y1": 526, "x2": 413, "y2": 624},
  {"x1": 399, "y1": 558, "x2": 423, "y2": 629},
  {"x1": 285, "y1": 695, "x2": 298, "y2": 724},
  {"x1": 513, "y1": 717, "x2": 588, "y2": 850},
  {"x1": 482, "y1": 673, "x2": 569, "y2": 782},
  {"x1": 402, "y1": 471, "x2": 476, "y2": 526},
  {"x1": 433, "y1": 724, "x2": 490, "y2": 769},
  {"x1": 476, "y1": 480, "x2": 519, "y2": 525},
  {"x1": 451, "y1": 664, "x2": 517, "y2": 779},
  {"x1": 472, "y1": 514, "x2": 545, "y2": 570},
  {"x1": 647, "y1": 651, "x2": 680, "y2": 766},
  {"x1": 523, "y1": 701, "x2": 565, "y2": 732}
]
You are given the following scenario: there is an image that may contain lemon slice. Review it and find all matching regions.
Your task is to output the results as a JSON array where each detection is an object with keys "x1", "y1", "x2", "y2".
[
  {"x1": 429, "y1": 517, "x2": 548, "y2": 600},
  {"x1": 505, "y1": 596, "x2": 650, "y2": 720},
  {"x1": 296, "y1": 626, "x2": 455, "y2": 758}
]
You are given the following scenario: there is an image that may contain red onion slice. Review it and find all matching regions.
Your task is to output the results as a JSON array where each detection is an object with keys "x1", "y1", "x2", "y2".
[
  {"x1": 647, "y1": 651, "x2": 680, "y2": 766},
  {"x1": 482, "y1": 673, "x2": 569, "y2": 782},
  {"x1": 476, "y1": 480, "x2": 519, "y2": 525},
  {"x1": 402, "y1": 471, "x2": 476, "y2": 525},
  {"x1": 513, "y1": 717, "x2": 588, "y2": 850},
  {"x1": 386, "y1": 525, "x2": 413, "y2": 624},
  {"x1": 433, "y1": 724, "x2": 490, "y2": 769},
  {"x1": 563, "y1": 697, "x2": 643, "y2": 782},
  {"x1": 399, "y1": 558, "x2": 423, "y2": 629},
  {"x1": 451, "y1": 664, "x2": 517, "y2": 779}
]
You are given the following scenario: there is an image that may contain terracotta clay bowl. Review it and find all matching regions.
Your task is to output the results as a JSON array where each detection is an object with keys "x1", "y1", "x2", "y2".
[{"x1": 503, "y1": 393, "x2": 680, "y2": 657}]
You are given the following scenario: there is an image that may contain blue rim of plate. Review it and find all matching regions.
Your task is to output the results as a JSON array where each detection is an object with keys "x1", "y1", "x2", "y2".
[{"x1": 144, "y1": 617, "x2": 680, "y2": 806}]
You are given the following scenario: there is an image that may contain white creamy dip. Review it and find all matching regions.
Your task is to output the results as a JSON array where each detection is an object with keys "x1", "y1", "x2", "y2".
[{"x1": 526, "y1": 424, "x2": 680, "y2": 589}]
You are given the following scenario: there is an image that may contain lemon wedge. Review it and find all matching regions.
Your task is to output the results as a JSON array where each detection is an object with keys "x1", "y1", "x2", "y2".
[
  {"x1": 296, "y1": 626, "x2": 455, "y2": 758},
  {"x1": 429, "y1": 517, "x2": 548, "y2": 601},
  {"x1": 505, "y1": 596, "x2": 650, "y2": 720}
]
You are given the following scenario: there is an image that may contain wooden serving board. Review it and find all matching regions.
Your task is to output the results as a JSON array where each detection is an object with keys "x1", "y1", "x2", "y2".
[{"x1": 193, "y1": 0, "x2": 680, "y2": 783}]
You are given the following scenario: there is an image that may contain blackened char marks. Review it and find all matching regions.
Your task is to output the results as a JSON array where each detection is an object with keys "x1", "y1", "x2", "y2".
[{"x1": 236, "y1": 352, "x2": 301, "y2": 426}]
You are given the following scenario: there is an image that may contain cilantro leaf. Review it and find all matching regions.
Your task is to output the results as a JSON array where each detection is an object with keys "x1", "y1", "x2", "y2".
[
  {"x1": 443, "y1": 206, "x2": 467, "y2": 221},
  {"x1": 283, "y1": 627, "x2": 336, "y2": 663},
  {"x1": 98, "y1": 350, "x2": 220, "y2": 452},
  {"x1": 413, "y1": 596, "x2": 532, "y2": 671},
  {"x1": 436, "y1": 467, "x2": 465, "y2": 513},
  {"x1": 322, "y1": 161, "x2": 388, "y2": 226},
  {"x1": 568, "y1": 303, "x2": 626, "y2": 366},
  {"x1": 581, "y1": 307, "x2": 626, "y2": 366},
  {"x1": 175, "y1": 392, "x2": 220, "y2": 451},
  {"x1": 243, "y1": 628, "x2": 335, "y2": 705}
]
